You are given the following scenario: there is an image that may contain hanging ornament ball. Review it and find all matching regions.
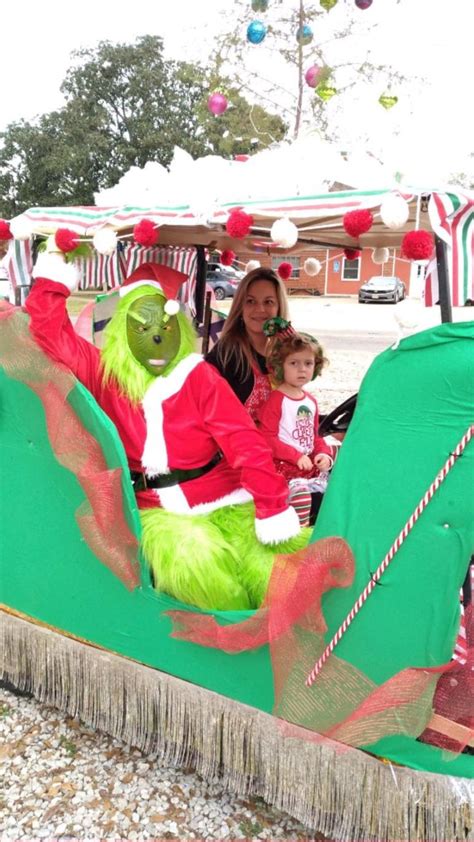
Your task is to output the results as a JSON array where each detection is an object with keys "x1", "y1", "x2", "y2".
[
  {"x1": 226, "y1": 208, "x2": 254, "y2": 239},
  {"x1": 380, "y1": 194, "x2": 410, "y2": 229},
  {"x1": 378, "y1": 93, "x2": 398, "y2": 110},
  {"x1": 305, "y1": 65, "x2": 323, "y2": 88},
  {"x1": 247, "y1": 20, "x2": 267, "y2": 44},
  {"x1": 246, "y1": 259, "x2": 261, "y2": 273},
  {"x1": 0, "y1": 219, "x2": 13, "y2": 241},
  {"x1": 296, "y1": 24, "x2": 313, "y2": 45},
  {"x1": 343, "y1": 209, "x2": 374, "y2": 238},
  {"x1": 277, "y1": 261, "x2": 293, "y2": 281},
  {"x1": 372, "y1": 247, "x2": 390, "y2": 264},
  {"x1": 251, "y1": 0, "x2": 269, "y2": 10},
  {"x1": 207, "y1": 92, "x2": 228, "y2": 116},
  {"x1": 55, "y1": 228, "x2": 80, "y2": 253},
  {"x1": 220, "y1": 249, "x2": 236, "y2": 266},
  {"x1": 10, "y1": 215, "x2": 33, "y2": 241},
  {"x1": 401, "y1": 230, "x2": 434, "y2": 261},
  {"x1": 320, "y1": 0, "x2": 338, "y2": 10},
  {"x1": 316, "y1": 82, "x2": 337, "y2": 102},
  {"x1": 93, "y1": 227, "x2": 118, "y2": 256},
  {"x1": 304, "y1": 257, "x2": 322, "y2": 276},
  {"x1": 355, "y1": 0, "x2": 373, "y2": 8},
  {"x1": 270, "y1": 217, "x2": 299, "y2": 249},
  {"x1": 344, "y1": 248, "x2": 361, "y2": 260},
  {"x1": 134, "y1": 219, "x2": 159, "y2": 247}
]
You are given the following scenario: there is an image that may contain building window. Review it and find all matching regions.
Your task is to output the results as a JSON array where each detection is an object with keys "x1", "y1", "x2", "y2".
[
  {"x1": 272, "y1": 255, "x2": 300, "y2": 278},
  {"x1": 342, "y1": 258, "x2": 360, "y2": 281}
]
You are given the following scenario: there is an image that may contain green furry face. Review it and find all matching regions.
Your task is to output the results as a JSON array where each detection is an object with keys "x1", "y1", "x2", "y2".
[{"x1": 126, "y1": 294, "x2": 180, "y2": 376}]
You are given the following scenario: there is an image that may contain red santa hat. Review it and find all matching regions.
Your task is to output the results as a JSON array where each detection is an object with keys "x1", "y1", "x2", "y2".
[{"x1": 119, "y1": 262, "x2": 188, "y2": 316}]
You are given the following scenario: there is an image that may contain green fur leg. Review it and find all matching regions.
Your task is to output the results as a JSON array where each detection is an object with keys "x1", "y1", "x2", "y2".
[
  {"x1": 209, "y1": 504, "x2": 310, "y2": 608},
  {"x1": 140, "y1": 508, "x2": 251, "y2": 611}
]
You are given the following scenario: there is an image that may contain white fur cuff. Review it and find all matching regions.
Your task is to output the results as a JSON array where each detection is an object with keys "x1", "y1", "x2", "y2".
[
  {"x1": 255, "y1": 506, "x2": 301, "y2": 545},
  {"x1": 32, "y1": 253, "x2": 79, "y2": 292}
]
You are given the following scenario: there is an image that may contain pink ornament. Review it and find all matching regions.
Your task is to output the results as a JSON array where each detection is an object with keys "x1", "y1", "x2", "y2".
[
  {"x1": 304, "y1": 65, "x2": 322, "y2": 89},
  {"x1": 355, "y1": 0, "x2": 373, "y2": 8},
  {"x1": 207, "y1": 92, "x2": 228, "y2": 116}
]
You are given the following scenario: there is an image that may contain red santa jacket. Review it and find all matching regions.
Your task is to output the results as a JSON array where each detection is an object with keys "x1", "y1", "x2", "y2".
[{"x1": 25, "y1": 275, "x2": 300, "y2": 544}]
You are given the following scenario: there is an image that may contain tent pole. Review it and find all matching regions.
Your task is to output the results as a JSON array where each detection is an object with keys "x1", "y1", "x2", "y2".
[
  {"x1": 435, "y1": 234, "x2": 452, "y2": 323},
  {"x1": 194, "y1": 245, "x2": 207, "y2": 325}
]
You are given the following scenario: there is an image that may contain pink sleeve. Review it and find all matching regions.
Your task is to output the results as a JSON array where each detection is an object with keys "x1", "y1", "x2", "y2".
[
  {"x1": 25, "y1": 278, "x2": 101, "y2": 392},
  {"x1": 258, "y1": 392, "x2": 302, "y2": 464}
]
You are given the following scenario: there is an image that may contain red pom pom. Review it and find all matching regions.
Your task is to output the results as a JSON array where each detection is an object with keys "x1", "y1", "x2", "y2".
[
  {"x1": 220, "y1": 249, "x2": 236, "y2": 266},
  {"x1": 343, "y1": 209, "x2": 373, "y2": 238},
  {"x1": 134, "y1": 219, "x2": 159, "y2": 247},
  {"x1": 0, "y1": 219, "x2": 13, "y2": 240},
  {"x1": 226, "y1": 208, "x2": 254, "y2": 239},
  {"x1": 277, "y1": 261, "x2": 293, "y2": 280},
  {"x1": 344, "y1": 247, "x2": 361, "y2": 260},
  {"x1": 401, "y1": 229, "x2": 434, "y2": 260},
  {"x1": 55, "y1": 228, "x2": 80, "y2": 253}
]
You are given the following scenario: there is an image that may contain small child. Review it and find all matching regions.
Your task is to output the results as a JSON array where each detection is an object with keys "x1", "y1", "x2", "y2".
[{"x1": 258, "y1": 317, "x2": 335, "y2": 526}]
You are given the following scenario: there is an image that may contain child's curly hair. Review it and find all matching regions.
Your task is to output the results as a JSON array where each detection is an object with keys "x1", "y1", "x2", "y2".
[{"x1": 266, "y1": 332, "x2": 327, "y2": 385}]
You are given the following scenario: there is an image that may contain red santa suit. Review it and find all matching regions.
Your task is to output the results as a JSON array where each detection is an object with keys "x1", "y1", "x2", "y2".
[
  {"x1": 258, "y1": 389, "x2": 334, "y2": 483},
  {"x1": 25, "y1": 267, "x2": 299, "y2": 545}
]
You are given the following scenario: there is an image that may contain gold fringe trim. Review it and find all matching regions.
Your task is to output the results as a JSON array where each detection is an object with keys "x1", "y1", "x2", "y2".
[{"x1": 1, "y1": 610, "x2": 473, "y2": 841}]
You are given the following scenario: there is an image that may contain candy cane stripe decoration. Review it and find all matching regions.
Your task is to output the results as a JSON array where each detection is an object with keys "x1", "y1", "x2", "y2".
[{"x1": 306, "y1": 425, "x2": 474, "y2": 687}]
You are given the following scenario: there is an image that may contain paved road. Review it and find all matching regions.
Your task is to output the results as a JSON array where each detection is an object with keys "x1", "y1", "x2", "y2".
[{"x1": 301, "y1": 328, "x2": 394, "y2": 354}]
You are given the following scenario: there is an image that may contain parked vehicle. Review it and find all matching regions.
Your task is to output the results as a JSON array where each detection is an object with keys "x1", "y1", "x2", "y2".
[
  {"x1": 206, "y1": 263, "x2": 243, "y2": 300},
  {"x1": 358, "y1": 275, "x2": 405, "y2": 304}
]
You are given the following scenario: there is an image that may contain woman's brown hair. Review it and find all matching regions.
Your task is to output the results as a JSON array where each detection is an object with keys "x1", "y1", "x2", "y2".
[{"x1": 215, "y1": 268, "x2": 289, "y2": 380}]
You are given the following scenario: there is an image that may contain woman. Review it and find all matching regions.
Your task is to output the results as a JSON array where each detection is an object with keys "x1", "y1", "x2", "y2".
[{"x1": 206, "y1": 267, "x2": 289, "y2": 422}]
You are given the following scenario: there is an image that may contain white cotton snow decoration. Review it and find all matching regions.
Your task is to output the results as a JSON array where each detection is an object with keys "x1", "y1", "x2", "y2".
[
  {"x1": 10, "y1": 215, "x2": 34, "y2": 241},
  {"x1": 93, "y1": 226, "x2": 118, "y2": 255},
  {"x1": 304, "y1": 257, "x2": 322, "y2": 276},
  {"x1": 372, "y1": 247, "x2": 390, "y2": 264},
  {"x1": 245, "y1": 260, "x2": 261, "y2": 273},
  {"x1": 270, "y1": 217, "x2": 299, "y2": 249},
  {"x1": 380, "y1": 195, "x2": 410, "y2": 230}
]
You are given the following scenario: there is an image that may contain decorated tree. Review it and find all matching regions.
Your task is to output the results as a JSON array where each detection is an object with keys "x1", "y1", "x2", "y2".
[{"x1": 213, "y1": 0, "x2": 408, "y2": 141}]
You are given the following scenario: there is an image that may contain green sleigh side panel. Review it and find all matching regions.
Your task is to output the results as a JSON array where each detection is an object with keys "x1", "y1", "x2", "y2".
[
  {"x1": 0, "y1": 358, "x2": 273, "y2": 712},
  {"x1": 314, "y1": 320, "x2": 474, "y2": 776}
]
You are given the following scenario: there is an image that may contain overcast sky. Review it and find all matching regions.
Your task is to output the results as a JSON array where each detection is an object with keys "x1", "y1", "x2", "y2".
[{"x1": 3, "y1": 0, "x2": 472, "y2": 183}]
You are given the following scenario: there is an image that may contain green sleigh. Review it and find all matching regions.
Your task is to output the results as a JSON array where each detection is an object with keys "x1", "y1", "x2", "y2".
[{"x1": 1, "y1": 303, "x2": 473, "y2": 841}]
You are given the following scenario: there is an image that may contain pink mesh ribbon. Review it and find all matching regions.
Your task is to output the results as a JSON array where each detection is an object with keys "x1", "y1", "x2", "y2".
[
  {"x1": 169, "y1": 528, "x2": 470, "y2": 754},
  {"x1": 0, "y1": 305, "x2": 140, "y2": 590}
]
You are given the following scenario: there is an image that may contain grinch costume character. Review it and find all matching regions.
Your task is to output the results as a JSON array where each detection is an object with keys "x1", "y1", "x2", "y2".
[{"x1": 25, "y1": 252, "x2": 306, "y2": 611}]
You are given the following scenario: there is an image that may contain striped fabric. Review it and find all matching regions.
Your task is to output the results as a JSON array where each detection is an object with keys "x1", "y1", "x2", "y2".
[
  {"x1": 76, "y1": 244, "x2": 197, "y2": 312},
  {"x1": 453, "y1": 561, "x2": 473, "y2": 666},
  {"x1": 4, "y1": 239, "x2": 33, "y2": 291},
  {"x1": 426, "y1": 192, "x2": 474, "y2": 306}
]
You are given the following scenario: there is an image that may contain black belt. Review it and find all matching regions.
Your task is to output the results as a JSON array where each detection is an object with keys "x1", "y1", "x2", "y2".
[{"x1": 130, "y1": 451, "x2": 223, "y2": 491}]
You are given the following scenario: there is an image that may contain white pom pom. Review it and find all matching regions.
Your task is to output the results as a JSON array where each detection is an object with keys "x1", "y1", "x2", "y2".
[
  {"x1": 372, "y1": 247, "x2": 390, "y2": 265},
  {"x1": 270, "y1": 217, "x2": 299, "y2": 249},
  {"x1": 304, "y1": 257, "x2": 322, "y2": 276},
  {"x1": 380, "y1": 195, "x2": 409, "y2": 230},
  {"x1": 164, "y1": 299, "x2": 180, "y2": 316},
  {"x1": 10, "y1": 215, "x2": 34, "y2": 241},
  {"x1": 246, "y1": 260, "x2": 261, "y2": 273},
  {"x1": 93, "y1": 226, "x2": 117, "y2": 255}
]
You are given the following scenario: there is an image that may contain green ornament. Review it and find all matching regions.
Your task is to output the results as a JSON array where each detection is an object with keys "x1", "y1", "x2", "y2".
[
  {"x1": 251, "y1": 0, "x2": 269, "y2": 10},
  {"x1": 126, "y1": 294, "x2": 180, "y2": 376},
  {"x1": 378, "y1": 94, "x2": 398, "y2": 110},
  {"x1": 316, "y1": 82, "x2": 337, "y2": 102},
  {"x1": 320, "y1": 0, "x2": 338, "y2": 10}
]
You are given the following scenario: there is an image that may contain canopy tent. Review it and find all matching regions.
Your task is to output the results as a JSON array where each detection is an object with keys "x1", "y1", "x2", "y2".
[{"x1": 5, "y1": 143, "x2": 474, "y2": 314}]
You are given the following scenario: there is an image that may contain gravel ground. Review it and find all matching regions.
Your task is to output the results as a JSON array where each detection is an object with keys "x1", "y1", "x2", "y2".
[{"x1": 1, "y1": 351, "x2": 373, "y2": 841}]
